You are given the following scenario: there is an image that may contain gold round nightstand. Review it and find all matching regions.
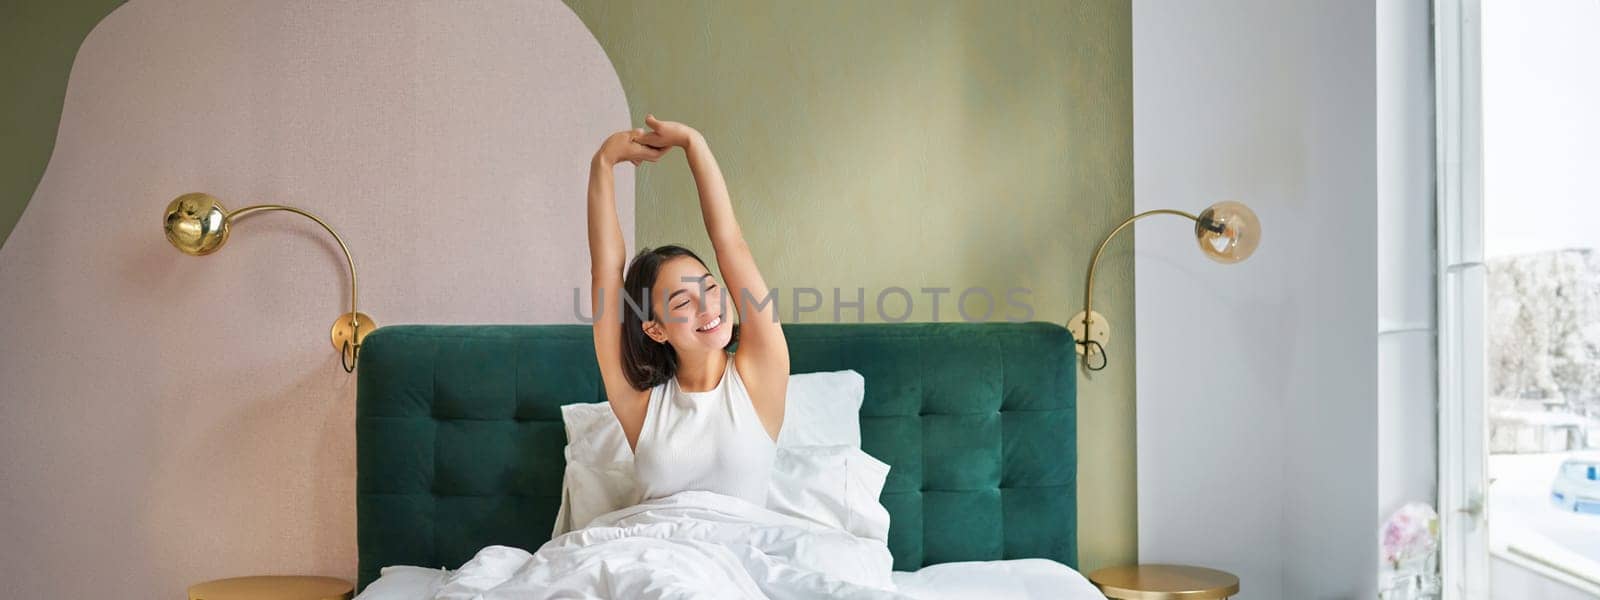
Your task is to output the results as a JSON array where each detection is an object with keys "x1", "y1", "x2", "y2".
[
  {"x1": 1087, "y1": 564, "x2": 1240, "y2": 599},
  {"x1": 187, "y1": 576, "x2": 353, "y2": 600}
]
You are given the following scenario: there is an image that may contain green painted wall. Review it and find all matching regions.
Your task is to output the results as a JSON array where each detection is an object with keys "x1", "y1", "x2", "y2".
[
  {"x1": 564, "y1": 0, "x2": 1135, "y2": 571},
  {"x1": 0, "y1": 0, "x2": 125, "y2": 249},
  {"x1": 1, "y1": 0, "x2": 1134, "y2": 572}
]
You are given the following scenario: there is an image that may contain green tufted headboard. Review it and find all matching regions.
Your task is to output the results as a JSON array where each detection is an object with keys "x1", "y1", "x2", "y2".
[{"x1": 355, "y1": 322, "x2": 1076, "y2": 590}]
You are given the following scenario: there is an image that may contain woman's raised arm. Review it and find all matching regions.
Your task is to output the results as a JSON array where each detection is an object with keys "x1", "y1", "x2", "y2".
[
  {"x1": 589, "y1": 129, "x2": 665, "y2": 442},
  {"x1": 639, "y1": 115, "x2": 789, "y2": 438}
]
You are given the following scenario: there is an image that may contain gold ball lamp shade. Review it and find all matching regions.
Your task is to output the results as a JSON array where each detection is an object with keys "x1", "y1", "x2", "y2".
[
  {"x1": 161, "y1": 192, "x2": 374, "y2": 372},
  {"x1": 1194, "y1": 200, "x2": 1260, "y2": 264},
  {"x1": 164, "y1": 192, "x2": 231, "y2": 256}
]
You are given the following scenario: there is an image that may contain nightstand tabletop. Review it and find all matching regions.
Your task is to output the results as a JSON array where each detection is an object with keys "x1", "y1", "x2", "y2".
[
  {"x1": 1087, "y1": 564, "x2": 1240, "y2": 599},
  {"x1": 187, "y1": 575, "x2": 353, "y2": 600}
]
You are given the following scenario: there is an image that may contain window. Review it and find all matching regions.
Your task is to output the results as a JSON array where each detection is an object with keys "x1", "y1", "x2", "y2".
[{"x1": 1472, "y1": 0, "x2": 1600, "y2": 595}]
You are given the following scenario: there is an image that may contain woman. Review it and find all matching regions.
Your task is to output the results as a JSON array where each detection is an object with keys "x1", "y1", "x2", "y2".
[{"x1": 587, "y1": 114, "x2": 788, "y2": 507}]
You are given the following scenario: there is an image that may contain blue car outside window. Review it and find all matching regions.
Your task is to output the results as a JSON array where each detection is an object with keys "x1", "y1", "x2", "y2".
[{"x1": 1590, "y1": 465, "x2": 1597, "y2": 481}]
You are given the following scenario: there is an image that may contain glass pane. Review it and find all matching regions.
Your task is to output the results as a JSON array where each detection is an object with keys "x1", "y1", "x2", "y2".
[{"x1": 1484, "y1": 0, "x2": 1600, "y2": 585}]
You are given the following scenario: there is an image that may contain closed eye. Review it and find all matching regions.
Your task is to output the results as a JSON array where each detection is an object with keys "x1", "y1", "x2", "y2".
[{"x1": 672, "y1": 282, "x2": 716, "y2": 311}]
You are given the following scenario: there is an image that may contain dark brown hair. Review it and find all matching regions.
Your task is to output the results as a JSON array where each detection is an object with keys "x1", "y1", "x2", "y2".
[{"x1": 620, "y1": 245, "x2": 738, "y2": 390}]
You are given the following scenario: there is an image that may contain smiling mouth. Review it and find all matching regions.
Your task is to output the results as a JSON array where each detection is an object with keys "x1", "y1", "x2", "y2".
[{"x1": 696, "y1": 317, "x2": 723, "y2": 332}]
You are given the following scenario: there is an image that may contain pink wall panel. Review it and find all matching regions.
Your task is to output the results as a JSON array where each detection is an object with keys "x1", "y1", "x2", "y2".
[{"x1": 0, "y1": 0, "x2": 632, "y2": 596}]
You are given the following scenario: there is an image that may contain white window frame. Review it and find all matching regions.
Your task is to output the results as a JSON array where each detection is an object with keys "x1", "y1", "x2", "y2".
[{"x1": 1434, "y1": 0, "x2": 1488, "y2": 597}]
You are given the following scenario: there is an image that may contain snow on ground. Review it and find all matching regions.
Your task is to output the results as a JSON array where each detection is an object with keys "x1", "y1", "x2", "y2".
[{"x1": 1489, "y1": 451, "x2": 1600, "y2": 580}]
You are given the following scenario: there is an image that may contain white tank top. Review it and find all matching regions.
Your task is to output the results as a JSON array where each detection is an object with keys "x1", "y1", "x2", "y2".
[{"x1": 633, "y1": 355, "x2": 776, "y2": 506}]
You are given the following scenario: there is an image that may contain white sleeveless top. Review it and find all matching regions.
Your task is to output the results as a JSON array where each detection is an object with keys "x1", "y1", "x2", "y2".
[{"x1": 633, "y1": 355, "x2": 776, "y2": 506}]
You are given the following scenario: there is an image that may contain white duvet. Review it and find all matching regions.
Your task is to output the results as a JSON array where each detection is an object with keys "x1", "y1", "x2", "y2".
[{"x1": 431, "y1": 490, "x2": 910, "y2": 599}]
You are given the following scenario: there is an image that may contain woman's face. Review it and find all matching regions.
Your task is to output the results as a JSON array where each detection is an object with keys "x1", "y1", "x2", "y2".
[{"x1": 644, "y1": 256, "x2": 732, "y2": 351}]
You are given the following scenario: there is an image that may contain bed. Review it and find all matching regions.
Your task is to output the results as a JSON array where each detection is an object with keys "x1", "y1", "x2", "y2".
[{"x1": 354, "y1": 322, "x2": 1090, "y2": 598}]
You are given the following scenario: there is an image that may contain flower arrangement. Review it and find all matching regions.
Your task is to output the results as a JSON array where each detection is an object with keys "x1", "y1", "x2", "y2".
[
  {"x1": 1382, "y1": 502, "x2": 1440, "y2": 565},
  {"x1": 1379, "y1": 502, "x2": 1441, "y2": 600}
]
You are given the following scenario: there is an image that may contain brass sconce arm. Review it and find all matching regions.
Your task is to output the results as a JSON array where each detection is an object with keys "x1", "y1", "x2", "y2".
[
  {"x1": 1080, "y1": 209, "x2": 1200, "y2": 332},
  {"x1": 164, "y1": 193, "x2": 375, "y2": 372},
  {"x1": 230, "y1": 204, "x2": 360, "y2": 322},
  {"x1": 1072, "y1": 202, "x2": 1259, "y2": 372}
]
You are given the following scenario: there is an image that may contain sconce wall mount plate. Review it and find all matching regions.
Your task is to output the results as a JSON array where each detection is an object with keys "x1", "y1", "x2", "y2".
[
  {"x1": 333, "y1": 311, "x2": 376, "y2": 358},
  {"x1": 1067, "y1": 309, "x2": 1109, "y2": 357}
]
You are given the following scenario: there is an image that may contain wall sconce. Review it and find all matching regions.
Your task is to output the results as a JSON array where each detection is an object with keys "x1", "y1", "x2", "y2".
[
  {"x1": 1071, "y1": 201, "x2": 1260, "y2": 371},
  {"x1": 162, "y1": 192, "x2": 375, "y2": 372}
]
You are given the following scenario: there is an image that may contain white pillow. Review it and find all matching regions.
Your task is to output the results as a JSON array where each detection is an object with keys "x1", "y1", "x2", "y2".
[
  {"x1": 767, "y1": 444, "x2": 892, "y2": 541},
  {"x1": 553, "y1": 370, "x2": 885, "y2": 538},
  {"x1": 553, "y1": 402, "x2": 629, "y2": 536},
  {"x1": 776, "y1": 369, "x2": 865, "y2": 448},
  {"x1": 560, "y1": 401, "x2": 631, "y2": 464},
  {"x1": 552, "y1": 457, "x2": 638, "y2": 535}
]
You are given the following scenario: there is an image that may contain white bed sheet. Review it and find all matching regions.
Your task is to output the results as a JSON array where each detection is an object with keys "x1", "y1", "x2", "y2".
[
  {"x1": 355, "y1": 559, "x2": 1103, "y2": 600},
  {"x1": 890, "y1": 559, "x2": 1102, "y2": 600}
]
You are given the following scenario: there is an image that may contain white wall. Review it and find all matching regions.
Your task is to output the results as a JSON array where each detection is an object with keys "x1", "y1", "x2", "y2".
[
  {"x1": 1377, "y1": 0, "x2": 1438, "y2": 525},
  {"x1": 1133, "y1": 1, "x2": 1380, "y2": 598}
]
